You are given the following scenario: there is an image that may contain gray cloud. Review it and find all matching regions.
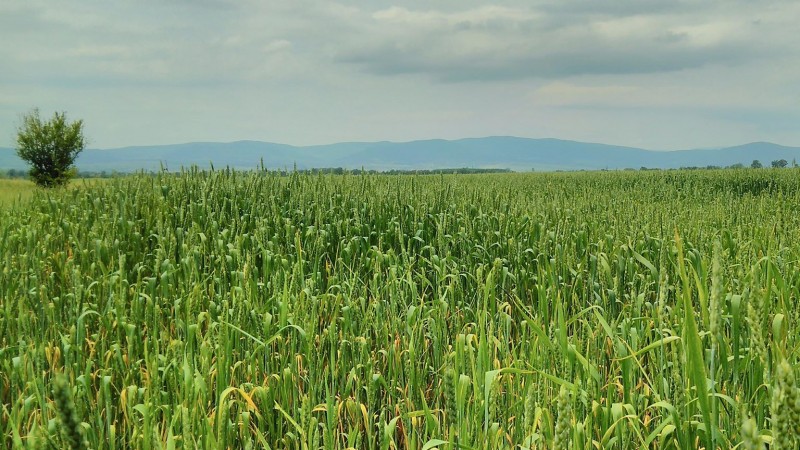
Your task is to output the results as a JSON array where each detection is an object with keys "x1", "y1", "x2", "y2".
[
  {"x1": 334, "y1": 3, "x2": 793, "y2": 82},
  {"x1": 5, "y1": 1, "x2": 791, "y2": 85},
  {"x1": 538, "y1": 0, "x2": 701, "y2": 17},
  {"x1": 339, "y1": 35, "x2": 756, "y2": 82}
]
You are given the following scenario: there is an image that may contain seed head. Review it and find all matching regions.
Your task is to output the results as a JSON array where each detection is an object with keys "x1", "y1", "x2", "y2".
[
  {"x1": 740, "y1": 416, "x2": 762, "y2": 450},
  {"x1": 553, "y1": 385, "x2": 571, "y2": 450},
  {"x1": 443, "y1": 368, "x2": 457, "y2": 430},
  {"x1": 771, "y1": 361, "x2": 798, "y2": 450},
  {"x1": 53, "y1": 375, "x2": 86, "y2": 450}
]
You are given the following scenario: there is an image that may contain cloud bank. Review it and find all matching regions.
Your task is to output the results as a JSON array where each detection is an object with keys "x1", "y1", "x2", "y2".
[{"x1": 0, "y1": 0, "x2": 798, "y2": 150}]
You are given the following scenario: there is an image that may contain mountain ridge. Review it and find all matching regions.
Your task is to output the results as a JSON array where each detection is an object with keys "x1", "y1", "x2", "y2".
[{"x1": 1, "y1": 137, "x2": 798, "y2": 172}]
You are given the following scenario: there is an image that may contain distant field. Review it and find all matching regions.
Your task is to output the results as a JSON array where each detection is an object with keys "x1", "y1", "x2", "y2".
[
  {"x1": 0, "y1": 178, "x2": 35, "y2": 206},
  {"x1": 2, "y1": 169, "x2": 800, "y2": 448},
  {"x1": 0, "y1": 178, "x2": 106, "y2": 207}
]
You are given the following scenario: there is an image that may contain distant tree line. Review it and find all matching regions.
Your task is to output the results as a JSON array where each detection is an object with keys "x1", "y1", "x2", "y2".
[
  {"x1": 269, "y1": 167, "x2": 514, "y2": 176},
  {"x1": 0, "y1": 169, "x2": 28, "y2": 179},
  {"x1": 0, "y1": 169, "x2": 119, "y2": 179},
  {"x1": 381, "y1": 168, "x2": 513, "y2": 175},
  {"x1": 3, "y1": 161, "x2": 796, "y2": 179},
  {"x1": 638, "y1": 159, "x2": 796, "y2": 171}
]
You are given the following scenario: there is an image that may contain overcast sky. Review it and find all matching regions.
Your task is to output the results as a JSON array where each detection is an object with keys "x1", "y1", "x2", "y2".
[{"x1": 2, "y1": 0, "x2": 799, "y2": 150}]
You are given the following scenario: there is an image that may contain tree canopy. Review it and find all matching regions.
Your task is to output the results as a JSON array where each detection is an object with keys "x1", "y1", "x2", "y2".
[
  {"x1": 772, "y1": 159, "x2": 789, "y2": 168},
  {"x1": 16, "y1": 109, "x2": 86, "y2": 187}
]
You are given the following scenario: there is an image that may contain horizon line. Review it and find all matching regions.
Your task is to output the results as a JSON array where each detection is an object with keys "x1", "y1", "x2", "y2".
[{"x1": 1, "y1": 136, "x2": 795, "y2": 153}]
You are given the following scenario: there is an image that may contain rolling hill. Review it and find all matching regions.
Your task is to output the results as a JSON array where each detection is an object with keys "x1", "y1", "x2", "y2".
[{"x1": 1, "y1": 137, "x2": 798, "y2": 172}]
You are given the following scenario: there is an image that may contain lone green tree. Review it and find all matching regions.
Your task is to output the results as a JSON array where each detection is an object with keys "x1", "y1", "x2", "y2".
[{"x1": 16, "y1": 109, "x2": 86, "y2": 188}]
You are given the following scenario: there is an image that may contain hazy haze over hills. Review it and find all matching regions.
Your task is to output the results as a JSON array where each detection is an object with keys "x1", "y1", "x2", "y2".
[{"x1": 2, "y1": 137, "x2": 799, "y2": 172}]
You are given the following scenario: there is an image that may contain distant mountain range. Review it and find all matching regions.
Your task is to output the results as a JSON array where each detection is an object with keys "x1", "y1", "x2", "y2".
[{"x1": 2, "y1": 137, "x2": 799, "y2": 172}]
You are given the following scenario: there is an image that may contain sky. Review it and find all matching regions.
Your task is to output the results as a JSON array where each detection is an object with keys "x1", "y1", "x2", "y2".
[{"x1": 1, "y1": 0, "x2": 799, "y2": 150}]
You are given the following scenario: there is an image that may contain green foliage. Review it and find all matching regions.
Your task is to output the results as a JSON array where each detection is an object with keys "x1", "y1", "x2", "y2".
[
  {"x1": 15, "y1": 108, "x2": 86, "y2": 188},
  {"x1": 1, "y1": 168, "x2": 799, "y2": 448},
  {"x1": 772, "y1": 159, "x2": 789, "y2": 168}
]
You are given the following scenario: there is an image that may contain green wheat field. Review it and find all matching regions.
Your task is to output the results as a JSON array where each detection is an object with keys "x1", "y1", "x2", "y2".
[{"x1": 2, "y1": 168, "x2": 800, "y2": 449}]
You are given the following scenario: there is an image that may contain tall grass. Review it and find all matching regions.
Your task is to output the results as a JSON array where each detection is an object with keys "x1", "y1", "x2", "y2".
[{"x1": 1, "y1": 168, "x2": 800, "y2": 448}]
